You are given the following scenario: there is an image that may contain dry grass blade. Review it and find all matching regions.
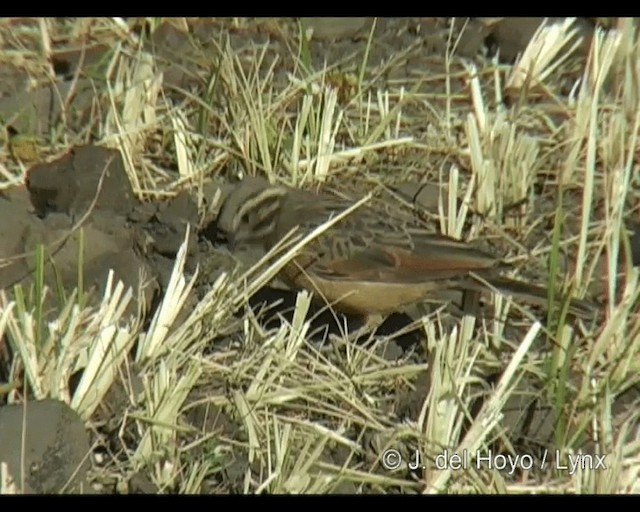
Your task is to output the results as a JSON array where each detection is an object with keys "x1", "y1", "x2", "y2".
[
  {"x1": 70, "y1": 273, "x2": 138, "y2": 420},
  {"x1": 136, "y1": 226, "x2": 196, "y2": 362},
  {"x1": 0, "y1": 462, "x2": 18, "y2": 494},
  {"x1": 133, "y1": 358, "x2": 202, "y2": 488},
  {"x1": 424, "y1": 321, "x2": 541, "y2": 493},
  {"x1": 105, "y1": 47, "x2": 163, "y2": 194},
  {"x1": 506, "y1": 18, "x2": 584, "y2": 91},
  {"x1": 1, "y1": 272, "x2": 139, "y2": 421}
]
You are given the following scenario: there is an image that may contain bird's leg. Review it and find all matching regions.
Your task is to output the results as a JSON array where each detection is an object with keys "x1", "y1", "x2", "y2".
[
  {"x1": 461, "y1": 289, "x2": 482, "y2": 317},
  {"x1": 348, "y1": 313, "x2": 385, "y2": 343},
  {"x1": 327, "y1": 313, "x2": 385, "y2": 349}
]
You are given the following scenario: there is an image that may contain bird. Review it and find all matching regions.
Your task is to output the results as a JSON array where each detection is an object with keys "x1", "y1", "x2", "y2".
[{"x1": 216, "y1": 176, "x2": 597, "y2": 331}]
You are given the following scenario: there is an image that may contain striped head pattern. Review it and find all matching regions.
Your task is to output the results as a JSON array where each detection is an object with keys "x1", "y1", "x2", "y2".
[{"x1": 216, "y1": 177, "x2": 288, "y2": 246}]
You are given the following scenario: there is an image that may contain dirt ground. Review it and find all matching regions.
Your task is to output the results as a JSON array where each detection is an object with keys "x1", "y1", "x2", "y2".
[{"x1": 1, "y1": 17, "x2": 637, "y2": 494}]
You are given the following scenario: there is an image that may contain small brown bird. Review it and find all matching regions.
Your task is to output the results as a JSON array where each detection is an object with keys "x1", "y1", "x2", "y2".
[{"x1": 216, "y1": 177, "x2": 597, "y2": 328}]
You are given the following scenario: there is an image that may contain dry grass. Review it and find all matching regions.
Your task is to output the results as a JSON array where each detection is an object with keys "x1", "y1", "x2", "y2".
[{"x1": 1, "y1": 17, "x2": 640, "y2": 494}]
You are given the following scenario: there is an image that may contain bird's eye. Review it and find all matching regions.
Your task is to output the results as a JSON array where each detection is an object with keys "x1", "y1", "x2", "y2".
[{"x1": 240, "y1": 212, "x2": 250, "y2": 225}]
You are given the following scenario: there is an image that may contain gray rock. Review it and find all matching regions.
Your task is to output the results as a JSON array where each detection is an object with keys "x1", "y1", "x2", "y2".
[
  {"x1": 0, "y1": 399, "x2": 93, "y2": 493},
  {"x1": 300, "y1": 18, "x2": 369, "y2": 40}
]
